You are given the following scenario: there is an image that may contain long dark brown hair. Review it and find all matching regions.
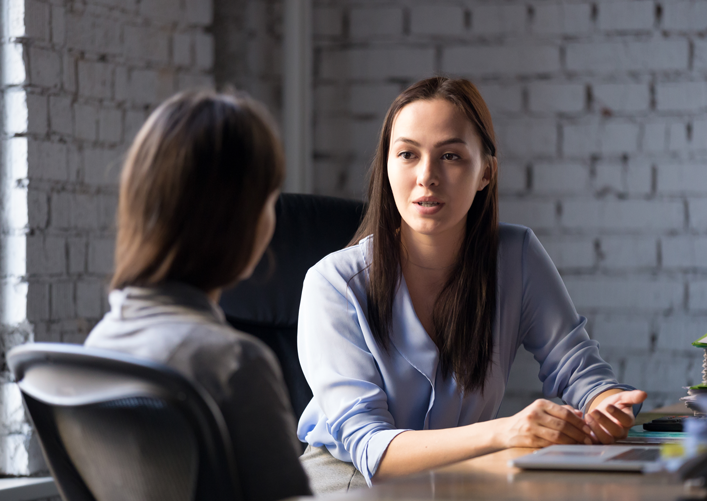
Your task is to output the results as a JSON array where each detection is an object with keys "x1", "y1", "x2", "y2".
[
  {"x1": 350, "y1": 77, "x2": 499, "y2": 394},
  {"x1": 112, "y1": 90, "x2": 284, "y2": 292}
]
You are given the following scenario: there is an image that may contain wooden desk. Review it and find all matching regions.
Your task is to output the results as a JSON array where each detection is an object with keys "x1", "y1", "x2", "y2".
[{"x1": 310, "y1": 448, "x2": 706, "y2": 500}]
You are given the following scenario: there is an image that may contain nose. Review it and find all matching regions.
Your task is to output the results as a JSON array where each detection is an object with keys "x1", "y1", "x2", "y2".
[{"x1": 417, "y1": 155, "x2": 438, "y2": 188}]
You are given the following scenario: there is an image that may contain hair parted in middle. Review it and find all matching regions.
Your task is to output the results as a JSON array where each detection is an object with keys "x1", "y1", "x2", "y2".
[{"x1": 349, "y1": 76, "x2": 499, "y2": 394}]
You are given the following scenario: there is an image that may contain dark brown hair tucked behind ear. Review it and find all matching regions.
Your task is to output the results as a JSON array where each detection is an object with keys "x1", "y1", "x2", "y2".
[
  {"x1": 349, "y1": 77, "x2": 499, "y2": 394},
  {"x1": 111, "y1": 90, "x2": 284, "y2": 292}
]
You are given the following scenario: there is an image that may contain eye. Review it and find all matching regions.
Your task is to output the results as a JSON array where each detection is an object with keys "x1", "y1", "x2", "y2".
[
  {"x1": 442, "y1": 153, "x2": 460, "y2": 161},
  {"x1": 398, "y1": 151, "x2": 415, "y2": 160}
]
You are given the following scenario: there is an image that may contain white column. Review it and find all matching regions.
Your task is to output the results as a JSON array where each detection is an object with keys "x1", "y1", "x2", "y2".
[{"x1": 282, "y1": 0, "x2": 312, "y2": 193}]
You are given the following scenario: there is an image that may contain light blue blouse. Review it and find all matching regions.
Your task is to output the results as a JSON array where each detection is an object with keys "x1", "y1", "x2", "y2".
[{"x1": 296, "y1": 223, "x2": 636, "y2": 485}]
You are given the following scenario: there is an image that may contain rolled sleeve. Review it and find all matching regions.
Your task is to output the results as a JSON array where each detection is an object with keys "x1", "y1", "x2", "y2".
[
  {"x1": 298, "y1": 267, "x2": 410, "y2": 484},
  {"x1": 518, "y1": 229, "x2": 640, "y2": 413}
]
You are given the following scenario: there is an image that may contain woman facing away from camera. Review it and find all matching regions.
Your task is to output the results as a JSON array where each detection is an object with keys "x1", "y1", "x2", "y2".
[
  {"x1": 84, "y1": 90, "x2": 311, "y2": 501},
  {"x1": 296, "y1": 76, "x2": 647, "y2": 493}
]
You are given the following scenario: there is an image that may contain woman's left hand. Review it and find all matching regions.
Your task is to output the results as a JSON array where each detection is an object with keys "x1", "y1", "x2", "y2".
[{"x1": 584, "y1": 389, "x2": 647, "y2": 444}]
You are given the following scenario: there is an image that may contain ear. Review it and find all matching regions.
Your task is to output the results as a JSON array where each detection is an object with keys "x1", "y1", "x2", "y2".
[{"x1": 477, "y1": 156, "x2": 497, "y2": 192}]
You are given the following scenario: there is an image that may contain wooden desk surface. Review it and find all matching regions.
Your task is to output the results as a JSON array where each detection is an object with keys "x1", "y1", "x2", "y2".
[
  {"x1": 314, "y1": 448, "x2": 706, "y2": 500},
  {"x1": 301, "y1": 405, "x2": 706, "y2": 500}
]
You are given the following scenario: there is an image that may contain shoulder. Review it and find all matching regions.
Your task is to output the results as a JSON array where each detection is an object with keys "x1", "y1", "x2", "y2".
[
  {"x1": 304, "y1": 235, "x2": 371, "y2": 294},
  {"x1": 498, "y1": 223, "x2": 534, "y2": 258}
]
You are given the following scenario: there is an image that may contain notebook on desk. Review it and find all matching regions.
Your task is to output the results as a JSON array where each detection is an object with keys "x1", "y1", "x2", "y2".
[{"x1": 509, "y1": 445, "x2": 663, "y2": 472}]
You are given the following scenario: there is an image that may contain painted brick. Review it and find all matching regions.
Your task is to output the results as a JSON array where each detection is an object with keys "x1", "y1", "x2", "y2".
[
  {"x1": 476, "y1": 83, "x2": 523, "y2": 115},
  {"x1": 657, "y1": 163, "x2": 707, "y2": 194},
  {"x1": 593, "y1": 161, "x2": 623, "y2": 193},
  {"x1": 51, "y1": 5, "x2": 65, "y2": 45},
  {"x1": 563, "y1": 120, "x2": 639, "y2": 156},
  {"x1": 471, "y1": 4, "x2": 525, "y2": 36},
  {"x1": 194, "y1": 32, "x2": 215, "y2": 70},
  {"x1": 320, "y1": 48, "x2": 435, "y2": 81},
  {"x1": 656, "y1": 82, "x2": 707, "y2": 112},
  {"x1": 561, "y1": 200, "x2": 684, "y2": 230},
  {"x1": 185, "y1": 0, "x2": 213, "y2": 26},
  {"x1": 173, "y1": 33, "x2": 192, "y2": 66},
  {"x1": 51, "y1": 282, "x2": 74, "y2": 320},
  {"x1": 668, "y1": 122, "x2": 689, "y2": 152},
  {"x1": 28, "y1": 141, "x2": 68, "y2": 181},
  {"x1": 444, "y1": 45, "x2": 559, "y2": 77},
  {"x1": 564, "y1": 278, "x2": 683, "y2": 311},
  {"x1": 592, "y1": 83, "x2": 650, "y2": 113},
  {"x1": 592, "y1": 315, "x2": 652, "y2": 349},
  {"x1": 176, "y1": 72, "x2": 213, "y2": 91},
  {"x1": 49, "y1": 95, "x2": 73, "y2": 136},
  {"x1": 662, "y1": 236, "x2": 707, "y2": 269},
  {"x1": 27, "y1": 282, "x2": 49, "y2": 322},
  {"x1": 691, "y1": 119, "x2": 707, "y2": 151},
  {"x1": 566, "y1": 40, "x2": 689, "y2": 73},
  {"x1": 626, "y1": 162, "x2": 653, "y2": 195},
  {"x1": 77, "y1": 60, "x2": 112, "y2": 99},
  {"x1": 313, "y1": 7, "x2": 342, "y2": 37},
  {"x1": 642, "y1": 121, "x2": 668, "y2": 152},
  {"x1": 498, "y1": 162, "x2": 526, "y2": 193},
  {"x1": 28, "y1": 190, "x2": 48, "y2": 229},
  {"x1": 600, "y1": 236, "x2": 657, "y2": 269},
  {"x1": 140, "y1": 0, "x2": 182, "y2": 24},
  {"x1": 74, "y1": 103, "x2": 98, "y2": 141},
  {"x1": 689, "y1": 282, "x2": 707, "y2": 312},
  {"x1": 28, "y1": 47, "x2": 60, "y2": 89},
  {"x1": 690, "y1": 199, "x2": 707, "y2": 230},
  {"x1": 540, "y1": 236, "x2": 595, "y2": 269},
  {"x1": 315, "y1": 85, "x2": 347, "y2": 115},
  {"x1": 598, "y1": 1, "x2": 655, "y2": 32},
  {"x1": 128, "y1": 69, "x2": 159, "y2": 105},
  {"x1": 352, "y1": 7, "x2": 404, "y2": 38},
  {"x1": 99, "y1": 194, "x2": 118, "y2": 229},
  {"x1": 528, "y1": 83, "x2": 585, "y2": 113},
  {"x1": 498, "y1": 200, "x2": 556, "y2": 230},
  {"x1": 26, "y1": 236, "x2": 64, "y2": 275},
  {"x1": 63, "y1": 53, "x2": 76, "y2": 92},
  {"x1": 5, "y1": 90, "x2": 29, "y2": 135},
  {"x1": 124, "y1": 109, "x2": 148, "y2": 142},
  {"x1": 65, "y1": 13, "x2": 121, "y2": 54},
  {"x1": 84, "y1": 148, "x2": 121, "y2": 186},
  {"x1": 532, "y1": 162, "x2": 589, "y2": 194},
  {"x1": 67, "y1": 238, "x2": 86, "y2": 274},
  {"x1": 124, "y1": 25, "x2": 170, "y2": 63},
  {"x1": 350, "y1": 84, "x2": 400, "y2": 116},
  {"x1": 662, "y1": 0, "x2": 707, "y2": 31},
  {"x1": 88, "y1": 238, "x2": 115, "y2": 275},
  {"x1": 76, "y1": 281, "x2": 103, "y2": 319},
  {"x1": 657, "y1": 316, "x2": 707, "y2": 349},
  {"x1": 531, "y1": 3, "x2": 592, "y2": 35},
  {"x1": 99, "y1": 108, "x2": 122, "y2": 144},
  {"x1": 25, "y1": 0, "x2": 50, "y2": 41},
  {"x1": 644, "y1": 354, "x2": 694, "y2": 392},
  {"x1": 498, "y1": 118, "x2": 557, "y2": 157},
  {"x1": 411, "y1": 5, "x2": 465, "y2": 36},
  {"x1": 696, "y1": 39, "x2": 707, "y2": 70},
  {"x1": 27, "y1": 93, "x2": 48, "y2": 135}
]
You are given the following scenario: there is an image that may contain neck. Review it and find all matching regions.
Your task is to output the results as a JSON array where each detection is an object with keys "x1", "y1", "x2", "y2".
[
  {"x1": 207, "y1": 288, "x2": 222, "y2": 303},
  {"x1": 400, "y1": 219, "x2": 465, "y2": 273}
]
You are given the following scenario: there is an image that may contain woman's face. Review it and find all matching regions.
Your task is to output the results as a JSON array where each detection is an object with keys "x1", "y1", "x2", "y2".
[
  {"x1": 387, "y1": 98, "x2": 493, "y2": 241},
  {"x1": 239, "y1": 189, "x2": 279, "y2": 280}
]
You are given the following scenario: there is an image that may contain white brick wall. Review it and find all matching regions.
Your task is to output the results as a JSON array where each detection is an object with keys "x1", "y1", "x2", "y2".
[
  {"x1": 1, "y1": 0, "x2": 214, "y2": 475},
  {"x1": 306, "y1": 0, "x2": 707, "y2": 415}
]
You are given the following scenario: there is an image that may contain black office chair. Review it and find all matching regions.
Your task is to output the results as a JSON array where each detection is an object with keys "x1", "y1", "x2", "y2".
[
  {"x1": 8, "y1": 343, "x2": 241, "y2": 501},
  {"x1": 220, "y1": 193, "x2": 365, "y2": 420}
]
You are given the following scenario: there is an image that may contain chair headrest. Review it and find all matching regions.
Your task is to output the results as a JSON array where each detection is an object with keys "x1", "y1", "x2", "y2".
[{"x1": 219, "y1": 193, "x2": 365, "y2": 328}]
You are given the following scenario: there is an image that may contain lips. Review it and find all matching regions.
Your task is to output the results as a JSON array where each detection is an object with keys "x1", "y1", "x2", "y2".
[{"x1": 412, "y1": 196, "x2": 444, "y2": 215}]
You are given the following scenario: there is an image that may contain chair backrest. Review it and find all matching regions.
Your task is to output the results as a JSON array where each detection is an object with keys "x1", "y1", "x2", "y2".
[
  {"x1": 220, "y1": 193, "x2": 365, "y2": 420},
  {"x1": 8, "y1": 343, "x2": 241, "y2": 501}
]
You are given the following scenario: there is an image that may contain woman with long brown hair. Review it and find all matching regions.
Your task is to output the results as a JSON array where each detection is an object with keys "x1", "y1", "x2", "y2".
[
  {"x1": 84, "y1": 90, "x2": 311, "y2": 501},
  {"x1": 296, "y1": 77, "x2": 646, "y2": 492}
]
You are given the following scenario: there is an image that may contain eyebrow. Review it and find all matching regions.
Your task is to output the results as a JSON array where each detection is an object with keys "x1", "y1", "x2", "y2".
[{"x1": 393, "y1": 137, "x2": 468, "y2": 148}]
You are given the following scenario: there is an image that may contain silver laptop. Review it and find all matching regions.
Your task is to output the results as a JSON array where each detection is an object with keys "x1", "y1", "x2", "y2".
[{"x1": 509, "y1": 445, "x2": 662, "y2": 472}]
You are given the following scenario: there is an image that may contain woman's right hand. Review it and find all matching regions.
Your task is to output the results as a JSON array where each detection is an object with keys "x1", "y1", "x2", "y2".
[{"x1": 497, "y1": 399, "x2": 593, "y2": 448}]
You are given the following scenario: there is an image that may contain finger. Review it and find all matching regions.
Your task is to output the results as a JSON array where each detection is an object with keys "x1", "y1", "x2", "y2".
[
  {"x1": 533, "y1": 421, "x2": 587, "y2": 445},
  {"x1": 543, "y1": 402, "x2": 593, "y2": 437},
  {"x1": 585, "y1": 413, "x2": 615, "y2": 444},
  {"x1": 588, "y1": 410, "x2": 626, "y2": 441},
  {"x1": 540, "y1": 414, "x2": 593, "y2": 444},
  {"x1": 605, "y1": 404, "x2": 635, "y2": 428}
]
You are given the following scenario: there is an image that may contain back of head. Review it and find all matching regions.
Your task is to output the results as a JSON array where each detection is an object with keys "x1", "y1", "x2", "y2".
[{"x1": 112, "y1": 90, "x2": 284, "y2": 292}]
